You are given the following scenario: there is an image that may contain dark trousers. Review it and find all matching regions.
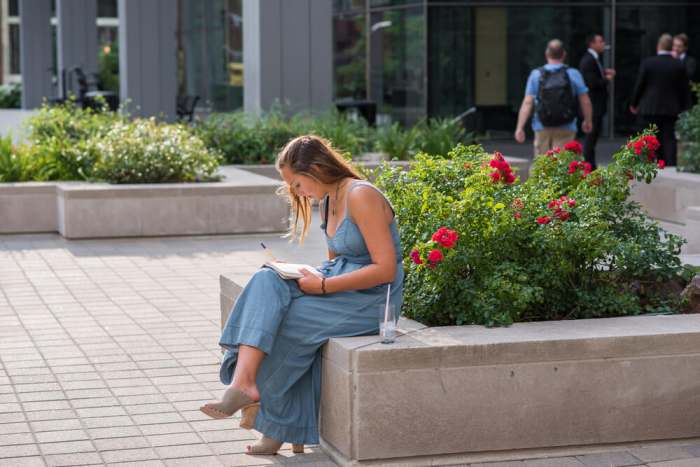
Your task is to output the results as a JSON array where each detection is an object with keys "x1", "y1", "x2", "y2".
[
  {"x1": 583, "y1": 113, "x2": 604, "y2": 169},
  {"x1": 644, "y1": 115, "x2": 678, "y2": 166}
]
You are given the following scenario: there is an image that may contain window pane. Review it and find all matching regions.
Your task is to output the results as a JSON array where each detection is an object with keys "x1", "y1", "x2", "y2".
[
  {"x1": 9, "y1": 24, "x2": 20, "y2": 74},
  {"x1": 9, "y1": 0, "x2": 18, "y2": 16},
  {"x1": 97, "y1": 0, "x2": 118, "y2": 18},
  {"x1": 334, "y1": 13, "x2": 367, "y2": 99},
  {"x1": 179, "y1": 0, "x2": 243, "y2": 111},
  {"x1": 369, "y1": 7, "x2": 426, "y2": 125}
]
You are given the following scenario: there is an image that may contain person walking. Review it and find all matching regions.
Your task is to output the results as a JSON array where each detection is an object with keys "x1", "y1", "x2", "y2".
[
  {"x1": 515, "y1": 39, "x2": 593, "y2": 157},
  {"x1": 630, "y1": 34, "x2": 692, "y2": 166},
  {"x1": 579, "y1": 34, "x2": 615, "y2": 169},
  {"x1": 673, "y1": 33, "x2": 697, "y2": 82}
]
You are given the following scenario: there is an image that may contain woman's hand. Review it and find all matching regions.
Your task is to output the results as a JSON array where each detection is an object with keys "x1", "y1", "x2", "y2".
[{"x1": 297, "y1": 269, "x2": 324, "y2": 294}]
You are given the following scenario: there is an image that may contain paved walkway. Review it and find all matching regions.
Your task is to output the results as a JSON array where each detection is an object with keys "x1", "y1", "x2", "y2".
[{"x1": 2, "y1": 219, "x2": 700, "y2": 467}]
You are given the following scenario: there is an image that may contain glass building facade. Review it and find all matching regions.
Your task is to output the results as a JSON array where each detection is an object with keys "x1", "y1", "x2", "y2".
[{"x1": 333, "y1": 0, "x2": 700, "y2": 137}]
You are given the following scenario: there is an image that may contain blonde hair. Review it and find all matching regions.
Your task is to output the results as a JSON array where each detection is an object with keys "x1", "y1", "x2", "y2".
[{"x1": 276, "y1": 135, "x2": 363, "y2": 242}]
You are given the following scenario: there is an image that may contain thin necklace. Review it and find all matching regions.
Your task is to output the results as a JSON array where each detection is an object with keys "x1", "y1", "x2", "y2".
[{"x1": 332, "y1": 179, "x2": 344, "y2": 217}]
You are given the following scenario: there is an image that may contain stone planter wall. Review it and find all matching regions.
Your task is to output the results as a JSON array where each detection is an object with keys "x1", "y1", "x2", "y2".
[
  {"x1": 219, "y1": 272, "x2": 700, "y2": 466},
  {"x1": 1, "y1": 167, "x2": 289, "y2": 238}
]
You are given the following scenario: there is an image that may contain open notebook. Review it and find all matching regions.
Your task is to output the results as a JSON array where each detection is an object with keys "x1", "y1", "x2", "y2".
[{"x1": 263, "y1": 261, "x2": 323, "y2": 280}]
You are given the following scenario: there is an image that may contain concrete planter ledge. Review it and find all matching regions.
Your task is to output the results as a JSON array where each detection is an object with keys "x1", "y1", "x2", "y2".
[
  {"x1": 0, "y1": 167, "x2": 289, "y2": 238},
  {"x1": 219, "y1": 273, "x2": 700, "y2": 465}
]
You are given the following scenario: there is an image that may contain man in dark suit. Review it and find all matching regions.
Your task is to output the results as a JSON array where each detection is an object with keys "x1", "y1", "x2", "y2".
[
  {"x1": 630, "y1": 34, "x2": 692, "y2": 166},
  {"x1": 579, "y1": 34, "x2": 615, "y2": 169},
  {"x1": 673, "y1": 33, "x2": 697, "y2": 83}
]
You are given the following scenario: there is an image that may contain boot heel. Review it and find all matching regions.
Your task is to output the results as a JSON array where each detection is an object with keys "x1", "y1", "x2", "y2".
[
  {"x1": 292, "y1": 444, "x2": 304, "y2": 454},
  {"x1": 239, "y1": 403, "x2": 260, "y2": 429}
]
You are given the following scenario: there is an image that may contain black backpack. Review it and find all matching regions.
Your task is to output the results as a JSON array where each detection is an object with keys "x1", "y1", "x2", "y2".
[{"x1": 535, "y1": 66, "x2": 576, "y2": 127}]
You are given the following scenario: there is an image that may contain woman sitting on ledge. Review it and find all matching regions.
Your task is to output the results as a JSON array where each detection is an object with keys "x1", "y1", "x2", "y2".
[{"x1": 200, "y1": 135, "x2": 404, "y2": 455}]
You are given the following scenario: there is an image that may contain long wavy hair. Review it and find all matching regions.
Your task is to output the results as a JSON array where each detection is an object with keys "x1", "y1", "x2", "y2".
[{"x1": 276, "y1": 135, "x2": 363, "y2": 242}]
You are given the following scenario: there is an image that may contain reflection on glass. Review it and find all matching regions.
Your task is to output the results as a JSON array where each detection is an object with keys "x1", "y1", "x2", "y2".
[
  {"x1": 369, "y1": 7, "x2": 426, "y2": 126},
  {"x1": 334, "y1": 13, "x2": 367, "y2": 99},
  {"x1": 179, "y1": 0, "x2": 243, "y2": 112}
]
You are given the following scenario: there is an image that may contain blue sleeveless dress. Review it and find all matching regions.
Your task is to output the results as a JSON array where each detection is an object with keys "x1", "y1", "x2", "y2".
[{"x1": 218, "y1": 180, "x2": 404, "y2": 445}]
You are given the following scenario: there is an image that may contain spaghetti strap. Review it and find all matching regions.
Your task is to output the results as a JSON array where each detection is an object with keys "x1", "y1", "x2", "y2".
[{"x1": 344, "y1": 180, "x2": 396, "y2": 219}]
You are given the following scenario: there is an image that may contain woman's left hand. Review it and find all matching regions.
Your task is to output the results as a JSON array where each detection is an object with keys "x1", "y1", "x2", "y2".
[{"x1": 297, "y1": 269, "x2": 324, "y2": 295}]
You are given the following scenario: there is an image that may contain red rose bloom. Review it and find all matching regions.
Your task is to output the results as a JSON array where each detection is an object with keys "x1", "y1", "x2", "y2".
[
  {"x1": 568, "y1": 161, "x2": 579, "y2": 174},
  {"x1": 410, "y1": 249, "x2": 423, "y2": 265},
  {"x1": 427, "y1": 249, "x2": 444, "y2": 264},
  {"x1": 567, "y1": 198, "x2": 576, "y2": 207},
  {"x1": 514, "y1": 212, "x2": 522, "y2": 219},
  {"x1": 554, "y1": 209, "x2": 570, "y2": 221},
  {"x1": 536, "y1": 216, "x2": 551, "y2": 225},
  {"x1": 489, "y1": 171, "x2": 502, "y2": 182},
  {"x1": 657, "y1": 159, "x2": 666, "y2": 169},
  {"x1": 432, "y1": 227, "x2": 459, "y2": 249},
  {"x1": 564, "y1": 140, "x2": 583, "y2": 155}
]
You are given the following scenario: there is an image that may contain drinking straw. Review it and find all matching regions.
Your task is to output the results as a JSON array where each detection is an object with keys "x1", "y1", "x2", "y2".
[{"x1": 383, "y1": 283, "x2": 391, "y2": 338}]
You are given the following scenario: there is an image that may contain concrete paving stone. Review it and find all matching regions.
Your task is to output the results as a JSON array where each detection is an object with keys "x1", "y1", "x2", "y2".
[
  {"x1": 156, "y1": 443, "x2": 215, "y2": 459},
  {"x1": 60, "y1": 379, "x2": 108, "y2": 391},
  {"x1": 100, "y1": 447, "x2": 161, "y2": 464},
  {"x1": 138, "y1": 422, "x2": 193, "y2": 436},
  {"x1": 18, "y1": 391, "x2": 67, "y2": 402},
  {"x1": 143, "y1": 367, "x2": 190, "y2": 378},
  {"x1": 10, "y1": 375, "x2": 57, "y2": 385},
  {"x1": 71, "y1": 396, "x2": 120, "y2": 409},
  {"x1": 44, "y1": 452, "x2": 103, "y2": 466},
  {"x1": 0, "y1": 432, "x2": 35, "y2": 446},
  {"x1": 80, "y1": 414, "x2": 136, "y2": 430},
  {"x1": 25, "y1": 408, "x2": 77, "y2": 422},
  {"x1": 631, "y1": 446, "x2": 697, "y2": 463},
  {"x1": 50, "y1": 364, "x2": 96, "y2": 375},
  {"x1": 146, "y1": 432, "x2": 203, "y2": 447},
  {"x1": 0, "y1": 392, "x2": 18, "y2": 403},
  {"x1": 524, "y1": 458, "x2": 587, "y2": 467},
  {"x1": 108, "y1": 461, "x2": 166, "y2": 467},
  {"x1": 0, "y1": 403, "x2": 24, "y2": 414},
  {"x1": 164, "y1": 391, "x2": 213, "y2": 403},
  {"x1": 125, "y1": 403, "x2": 175, "y2": 415},
  {"x1": 31, "y1": 418, "x2": 84, "y2": 432},
  {"x1": 198, "y1": 429, "x2": 258, "y2": 443},
  {"x1": 215, "y1": 453, "x2": 281, "y2": 466},
  {"x1": 87, "y1": 425, "x2": 142, "y2": 439},
  {"x1": 0, "y1": 457, "x2": 46, "y2": 467},
  {"x1": 34, "y1": 429, "x2": 89, "y2": 443},
  {"x1": 0, "y1": 421, "x2": 31, "y2": 434},
  {"x1": 6, "y1": 367, "x2": 53, "y2": 377},
  {"x1": 117, "y1": 394, "x2": 168, "y2": 405},
  {"x1": 131, "y1": 412, "x2": 184, "y2": 425},
  {"x1": 469, "y1": 462, "x2": 525, "y2": 467},
  {"x1": 54, "y1": 372, "x2": 101, "y2": 382},
  {"x1": 158, "y1": 383, "x2": 206, "y2": 393},
  {"x1": 647, "y1": 460, "x2": 700, "y2": 467},
  {"x1": 39, "y1": 440, "x2": 96, "y2": 455},
  {"x1": 94, "y1": 435, "x2": 151, "y2": 451},
  {"x1": 22, "y1": 400, "x2": 72, "y2": 412},
  {"x1": 111, "y1": 385, "x2": 160, "y2": 397},
  {"x1": 76, "y1": 406, "x2": 127, "y2": 418},
  {"x1": 0, "y1": 443, "x2": 41, "y2": 458},
  {"x1": 13, "y1": 383, "x2": 63, "y2": 394},
  {"x1": 208, "y1": 440, "x2": 253, "y2": 455},
  {"x1": 64, "y1": 388, "x2": 113, "y2": 399},
  {"x1": 163, "y1": 456, "x2": 224, "y2": 467}
]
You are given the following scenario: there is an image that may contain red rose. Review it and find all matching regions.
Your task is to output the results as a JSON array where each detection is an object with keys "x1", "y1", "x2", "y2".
[
  {"x1": 554, "y1": 209, "x2": 570, "y2": 221},
  {"x1": 657, "y1": 159, "x2": 666, "y2": 169},
  {"x1": 431, "y1": 227, "x2": 459, "y2": 249},
  {"x1": 514, "y1": 212, "x2": 522, "y2": 219},
  {"x1": 567, "y1": 198, "x2": 576, "y2": 207},
  {"x1": 410, "y1": 249, "x2": 423, "y2": 265},
  {"x1": 643, "y1": 135, "x2": 660, "y2": 151},
  {"x1": 564, "y1": 140, "x2": 583, "y2": 155},
  {"x1": 568, "y1": 161, "x2": 579, "y2": 174},
  {"x1": 503, "y1": 173, "x2": 516, "y2": 185},
  {"x1": 427, "y1": 249, "x2": 444, "y2": 264},
  {"x1": 547, "y1": 200, "x2": 559, "y2": 209},
  {"x1": 489, "y1": 171, "x2": 501, "y2": 182},
  {"x1": 536, "y1": 216, "x2": 551, "y2": 225}
]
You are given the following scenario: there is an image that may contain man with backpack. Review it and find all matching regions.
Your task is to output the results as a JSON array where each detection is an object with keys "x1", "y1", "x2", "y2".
[{"x1": 514, "y1": 39, "x2": 593, "y2": 157}]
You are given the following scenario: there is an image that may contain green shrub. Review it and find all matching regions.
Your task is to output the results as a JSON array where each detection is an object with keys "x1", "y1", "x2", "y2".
[
  {"x1": 413, "y1": 117, "x2": 472, "y2": 156},
  {"x1": 0, "y1": 84, "x2": 21, "y2": 108},
  {"x1": 300, "y1": 109, "x2": 372, "y2": 157},
  {"x1": 91, "y1": 118, "x2": 221, "y2": 184},
  {"x1": 375, "y1": 131, "x2": 685, "y2": 327},
  {"x1": 374, "y1": 122, "x2": 417, "y2": 160},
  {"x1": 0, "y1": 136, "x2": 36, "y2": 182},
  {"x1": 24, "y1": 100, "x2": 121, "y2": 180}
]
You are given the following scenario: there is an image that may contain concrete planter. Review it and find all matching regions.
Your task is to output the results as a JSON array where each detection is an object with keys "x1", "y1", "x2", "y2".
[
  {"x1": 0, "y1": 167, "x2": 289, "y2": 238},
  {"x1": 629, "y1": 167, "x2": 700, "y2": 253},
  {"x1": 219, "y1": 273, "x2": 700, "y2": 466}
]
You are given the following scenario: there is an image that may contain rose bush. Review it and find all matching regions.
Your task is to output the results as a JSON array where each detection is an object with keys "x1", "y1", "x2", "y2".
[{"x1": 376, "y1": 131, "x2": 690, "y2": 327}]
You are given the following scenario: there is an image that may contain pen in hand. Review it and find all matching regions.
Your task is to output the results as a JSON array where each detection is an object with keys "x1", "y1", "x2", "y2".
[{"x1": 260, "y1": 242, "x2": 278, "y2": 262}]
